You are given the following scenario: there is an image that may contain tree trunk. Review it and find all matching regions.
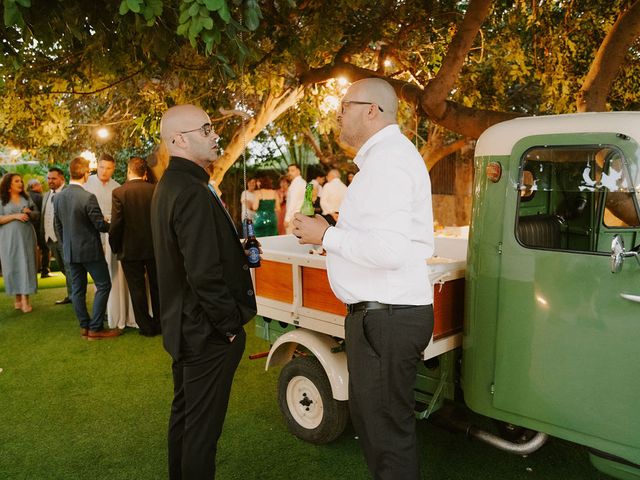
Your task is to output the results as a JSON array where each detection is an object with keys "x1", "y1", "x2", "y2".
[{"x1": 211, "y1": 87, "x2": 304, "y2": 186}]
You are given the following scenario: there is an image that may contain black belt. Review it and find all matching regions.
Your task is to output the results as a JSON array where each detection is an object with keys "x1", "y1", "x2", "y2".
[{"x1": 346, "y1": 301, "x2": 418, "y2": 314}]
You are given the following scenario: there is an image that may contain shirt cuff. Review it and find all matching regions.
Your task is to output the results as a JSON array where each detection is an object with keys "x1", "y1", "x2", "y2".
[{"x1": 322, "y1": 225, "x2": 345, "y2": 253}]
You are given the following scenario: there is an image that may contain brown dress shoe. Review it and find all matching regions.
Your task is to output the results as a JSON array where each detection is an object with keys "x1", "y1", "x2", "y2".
[
  {"x1": 87, "y1": 329, "x2": 121, "y2": 341},
  {"x1": 80, "y1": 328, "x2": 89, "y2": 338}
]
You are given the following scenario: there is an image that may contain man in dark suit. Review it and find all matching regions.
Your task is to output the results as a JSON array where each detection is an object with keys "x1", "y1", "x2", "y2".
[
  {"x1": 151, "y1": 104, "x2": 257, "y2": 480},
  {"x1": 42, "y1": 167, "x2": 73, "y2": 304},
  {"x1": 109, "y1": 156, "x2": 160, "y2": 337},
  {"x1": 54, "y1": 157, "x2": 120, "y2": 340}
]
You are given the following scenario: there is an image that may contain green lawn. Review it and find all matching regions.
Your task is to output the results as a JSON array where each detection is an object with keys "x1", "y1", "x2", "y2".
[{"x1": 0, "y1": 283, "x2": 613, "y2": 479}]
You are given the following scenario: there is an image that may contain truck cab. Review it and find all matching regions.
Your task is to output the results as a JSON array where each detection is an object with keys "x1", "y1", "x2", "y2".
[{"x1": 464, "y1": 113, "x2": 640, "y2": 479}]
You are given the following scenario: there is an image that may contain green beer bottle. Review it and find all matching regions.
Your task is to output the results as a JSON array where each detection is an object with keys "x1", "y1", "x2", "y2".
[{"x1": 300, "y1": 183, "x2": 315, "y2": 216}]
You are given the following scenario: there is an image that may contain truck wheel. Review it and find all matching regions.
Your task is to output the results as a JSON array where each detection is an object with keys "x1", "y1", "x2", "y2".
[{"x1": 277, "y1": 356, "x2": 349, "y2": 444}]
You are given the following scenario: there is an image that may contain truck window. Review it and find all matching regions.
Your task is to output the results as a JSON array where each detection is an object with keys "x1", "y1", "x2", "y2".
[{"x1": 516, "y1": 145, "x2": 640, "y2": 253}]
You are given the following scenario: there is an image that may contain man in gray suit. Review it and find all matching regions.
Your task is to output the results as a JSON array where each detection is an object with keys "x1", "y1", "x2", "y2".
[
  {"x1": 54, "y1": 157, "x2": 119, "y2": 340},
  {"x1": 41, "y1": 167, "x2": 72, "y2": 304}
]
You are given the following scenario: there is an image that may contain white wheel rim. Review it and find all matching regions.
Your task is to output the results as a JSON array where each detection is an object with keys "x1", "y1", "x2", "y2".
[{"x1": 286, "y1": 375, "x2": 324, "y2": 429}]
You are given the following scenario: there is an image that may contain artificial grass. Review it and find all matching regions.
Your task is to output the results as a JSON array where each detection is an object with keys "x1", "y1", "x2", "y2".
[
  {"x1": 0, "y1": 286, "x2": 613, "y2": 480},
  {"x1": 0, "y1": 271, "x2": 90, "y2": 293}
]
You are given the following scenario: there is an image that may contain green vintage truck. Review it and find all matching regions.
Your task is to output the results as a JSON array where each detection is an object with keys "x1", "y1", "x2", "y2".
[{"x1": 252, "y1": 112, "x2": 640, "y2": 480}]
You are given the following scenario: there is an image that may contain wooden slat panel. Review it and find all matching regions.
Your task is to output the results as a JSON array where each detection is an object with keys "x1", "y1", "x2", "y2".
[
  {"x1": 433, "y1": 278, "x2": 465, "y2": 340},
  {"x1": 255, "y1": 260, "x2": 293, "y2": 304},
  {"x1": 301, "y1": 267, "x2": 347, "y2": 316}
]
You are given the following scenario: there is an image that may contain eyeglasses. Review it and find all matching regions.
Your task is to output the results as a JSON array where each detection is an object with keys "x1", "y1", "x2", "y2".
[
  {"x1": 340, "y1": 101, "x2": 384, "y2": 114},
  {"x1": 172, "y1": 123, "x2": 214, "y2": 144},
  {"x1": 180, "y1": 123, "x2": 213, "y2": 136}
]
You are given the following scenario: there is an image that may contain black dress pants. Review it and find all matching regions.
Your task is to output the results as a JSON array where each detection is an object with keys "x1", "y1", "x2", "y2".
[
  {"x1": 345, "y1": 305, "x2": 434, "y2": 480},
  {"x1": 121, "y1": 259, "x2": 160, "y2": 334},
  {"x1": 168, "y1": 328, "x2": 246, "y2": 480}
]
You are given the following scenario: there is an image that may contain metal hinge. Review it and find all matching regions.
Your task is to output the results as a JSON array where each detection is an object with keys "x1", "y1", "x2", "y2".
[{"x1": 497, "y1": 242, "x2": 503, "y2": 255}]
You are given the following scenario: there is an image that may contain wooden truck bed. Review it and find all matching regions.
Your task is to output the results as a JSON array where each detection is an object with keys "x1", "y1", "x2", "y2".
[{"x1": 252, "y1": 233, "x2": 467, "y2": 360}]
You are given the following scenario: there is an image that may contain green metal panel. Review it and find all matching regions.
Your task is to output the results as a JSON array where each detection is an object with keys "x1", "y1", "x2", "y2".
[
  {"x1": 464, "y1": 132, "x2": 640, "y2": 467},
  {"x1": 462, "y1": 153, "x2": 508, "y2": 413}
]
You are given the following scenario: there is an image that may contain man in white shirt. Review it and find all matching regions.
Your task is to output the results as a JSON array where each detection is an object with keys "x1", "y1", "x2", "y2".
[
  {"x1": 284, "y1": 163, "x2": 306, "y2": 234},
  {"x1": 41, "y1": 167, "x2": 72, "y2": 304},
  {"x1": 85, "y1": 153, "x2": 135, "y2": 330},
  {"x1": 293, "y1": 78, "x2": 434, "y2": 480},
  {"x1": 319, "y1": 169, "x2": 347, "y2": 220},
  {"x1": 240, "y1": 177, "x2": 257, "y2": 223}
]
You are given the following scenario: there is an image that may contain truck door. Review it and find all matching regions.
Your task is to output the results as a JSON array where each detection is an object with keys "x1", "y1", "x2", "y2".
[{"x1": 493, "y1": 137, "x2": 640, "y2": 459}]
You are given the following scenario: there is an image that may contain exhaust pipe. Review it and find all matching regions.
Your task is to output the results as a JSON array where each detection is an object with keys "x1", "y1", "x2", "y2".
[
  {"x1": 430, "y1": 411, "x2": 548, "y2": 455},
  {"x1": 468, "y1": 427, "x2": 548, "y2": 455}
]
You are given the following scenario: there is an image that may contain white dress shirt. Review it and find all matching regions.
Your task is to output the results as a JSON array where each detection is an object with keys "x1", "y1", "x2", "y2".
[
  {"x1": 85, "y1": 175, "x2": 120, "y2": 218},
  {"x1": 320, "y1": 177, "x2": 347, "y2": 215},
  {"x1": 285, "y1": 175, "x2": 307, "y2": 224},
  {"x1": 44, "y1": 187, "x2": 63, "y2": 242},
  {"x1": 322, "y1": 124, "x2": 435, "y2": 305}
]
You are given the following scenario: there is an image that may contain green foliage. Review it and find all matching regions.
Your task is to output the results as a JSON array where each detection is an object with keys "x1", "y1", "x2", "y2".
[{"x1": 1, "y1": 0, "x2": 640, "y2": 182}]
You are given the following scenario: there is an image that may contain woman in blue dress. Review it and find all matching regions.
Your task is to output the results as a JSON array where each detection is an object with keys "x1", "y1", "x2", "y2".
[
  {"x1": 0, "y1": 173, "x2": 38, "y2": 313},
  {"x1": 251, "y1": 175, "x2": 279, "y2": 237}
]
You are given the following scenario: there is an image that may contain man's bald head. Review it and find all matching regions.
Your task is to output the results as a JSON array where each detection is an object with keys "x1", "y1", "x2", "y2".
[
  {"x1": 327, "y1": 169, "x2": 341, "y2": 181},
  {"x1": 160, "y1": 104, "x2": 220, "y2": 169},
  {"x1": 338, "y1": 78, "x2": 398, "y2": 150},
  {"x1": 349, "y1": 78, "x2": 398, "y2": 118},
  {"x1": 160, "y1": 104, "x2": 210, "y2": 144}
]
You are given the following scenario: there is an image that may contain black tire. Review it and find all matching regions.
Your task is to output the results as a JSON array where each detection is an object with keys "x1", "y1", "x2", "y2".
[{"x1": 277, "y1": 356, "x2": 349, "y2": 444}]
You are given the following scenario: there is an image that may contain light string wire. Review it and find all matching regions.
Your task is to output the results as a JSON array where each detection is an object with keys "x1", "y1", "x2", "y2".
[{"x1": 239, "y1": 8, "x2": 248, "y2": 238}]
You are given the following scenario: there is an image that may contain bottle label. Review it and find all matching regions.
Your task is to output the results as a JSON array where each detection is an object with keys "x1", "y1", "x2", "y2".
[{"x1": 247, "y1": 247, "x2": 261, "y2": 265}]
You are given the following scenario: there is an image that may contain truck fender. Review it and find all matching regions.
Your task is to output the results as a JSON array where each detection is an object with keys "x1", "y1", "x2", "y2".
[{"x1": 266, "y1": 329, "x2": 349, "y2": 401}]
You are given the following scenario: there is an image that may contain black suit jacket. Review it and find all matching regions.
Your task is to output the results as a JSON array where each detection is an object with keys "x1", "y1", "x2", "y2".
[
  {"x1": 151, "y1": 157, "x2": 257, "y2": 360},
  {"x1": 53, "y1": 184, "x2": 110, "y2": 264},
  {"x1": 109, "y1": 179, "x2": 155, "y2": 261}
]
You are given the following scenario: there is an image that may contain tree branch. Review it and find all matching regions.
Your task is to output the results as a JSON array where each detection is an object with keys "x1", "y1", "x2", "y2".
[
  {"x1": 42, "y1": 68, "x2": 145, "y2": 95},
  {"x1": 423, "y1": 0, "x2": 493, "y2": 119},
  {"x1": 577, "y1": 0, "x2": 640, "y2": 112}
]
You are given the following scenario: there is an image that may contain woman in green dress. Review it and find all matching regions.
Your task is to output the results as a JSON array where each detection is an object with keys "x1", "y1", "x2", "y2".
[{"x1": 251, "y1": 175, "x2": 279, "y2": 237}]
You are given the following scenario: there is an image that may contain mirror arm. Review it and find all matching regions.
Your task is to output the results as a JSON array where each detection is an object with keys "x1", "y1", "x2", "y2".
[{"x1": 626, "y1": 250, "x2": 640, "y2": 266}]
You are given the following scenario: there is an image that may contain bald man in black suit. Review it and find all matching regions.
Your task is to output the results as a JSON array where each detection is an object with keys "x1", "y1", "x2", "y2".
[{"x1": 151, "y1": 104, "x2": 257, "y2": 480}]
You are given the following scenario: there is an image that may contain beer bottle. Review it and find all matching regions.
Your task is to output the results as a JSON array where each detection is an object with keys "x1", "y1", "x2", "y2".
[
  {"x1": 243, "y1": 219, "x2": 261, "y2": 268},
  {"x1": 300, "y1": 183, "x2": 315, "y2": 216}
]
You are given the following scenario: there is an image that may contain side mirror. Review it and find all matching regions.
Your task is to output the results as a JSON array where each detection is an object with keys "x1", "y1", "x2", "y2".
[
  {"x1": 611, "y1": 235, "x2": 625, "y2": 273},
  {"x1": 611, "y1": 235, "x2": 640, "y2": 273}
]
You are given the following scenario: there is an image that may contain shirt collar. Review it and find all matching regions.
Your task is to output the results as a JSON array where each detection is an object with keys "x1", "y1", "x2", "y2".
[
  {"x1": 354, "y1": 124, "x2": 401, "y2": 168},
  {"x1": 167, "y1": 156, "x2": 209, "y2": 183}
]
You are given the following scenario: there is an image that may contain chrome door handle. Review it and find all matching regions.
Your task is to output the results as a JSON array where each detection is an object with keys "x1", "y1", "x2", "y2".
[{"x1": 620, "y1": 293, "x2": 640, "y2": 303}]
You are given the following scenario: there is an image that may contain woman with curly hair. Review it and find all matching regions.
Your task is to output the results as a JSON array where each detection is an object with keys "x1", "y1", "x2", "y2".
[{"x1": 0, "y1": 173, "x2": 39, "y2": 313}]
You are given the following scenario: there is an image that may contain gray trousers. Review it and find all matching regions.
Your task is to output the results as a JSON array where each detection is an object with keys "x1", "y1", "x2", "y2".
[{"x1": 345, "y1": 305, "x2": 434, "y2": 480}]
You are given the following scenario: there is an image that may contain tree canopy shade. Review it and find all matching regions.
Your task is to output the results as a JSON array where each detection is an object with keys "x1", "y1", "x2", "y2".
[{"x1": 1, "y1": 0, "x2": 640, "y2": 184}]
